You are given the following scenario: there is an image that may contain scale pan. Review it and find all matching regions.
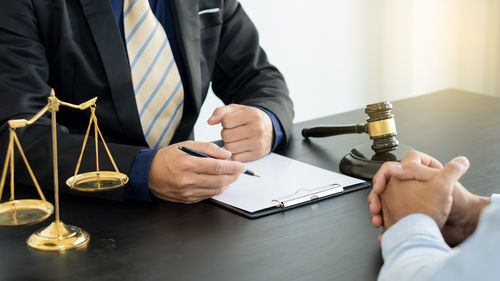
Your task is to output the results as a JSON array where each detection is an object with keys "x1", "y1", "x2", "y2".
[
  {"x1": 66, "y1": 171, "x2": 129, "y2": 192},
  {"x1": 0, "y1": 200, "x2": 54, "y2": 226}
]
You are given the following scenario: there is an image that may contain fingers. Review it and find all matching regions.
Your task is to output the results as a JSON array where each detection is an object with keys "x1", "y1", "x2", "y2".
[
  {"x1": 191, "y1": 173, "x2": 241, "y2": 195},
  {"x1": 368, "y1": 189, "x2": 383, "y2": 228},
  {"x1": 435, "y1": 156, "x2": 469, "y2": 189},
  {"x1": 368, "y1": 190, "x2": 381, "y2": 215},
  {"x1": 207, "y1": 104, "x2": 241, "y2": 125},
  {"x1": 401, "y1": 150, "x2": 443, "y2": 168},
  {"x1": 372, "y1": 162, "x2": 401, "y2": 193},
  {"x1": 372, "y1": 153, "x2": 442, "y2": 194},
  {"x1": 181, "y1": 141, "x2": 231, "y2": 160},
  {"x1": 371, "y1": 215, "x2": 383, "y2": 228},
  {"x1": 219, "y1": 109, "x2": 254, "y2": 129},
  {"x1": 189, "y1": 157, "x2": 246, "y2": 175},
  {"x1": 221, "y1": 126, "x2": 248, "y2": 143},
  {"x1": 208, "y1": 104, "x2": 266, "y2": 130},
  {"x1": 224, "y1": 137, "x2": 254, "y2": 155},
  {"x1": 231, "y1": 151, "x2": 259, "y2": 162},
  {"x1": 426, "y1": 157, "x2": 444, "y2": 169},
  {"x1": 179, "y1": 141, "x2": 246, "y2": 175},
  {"x1": 369, "y1": 162, "x2": 399, "y2": 229},
  {"x1": 153, "y1": 184, "x2": 227, "y2": 204},
  {"x1": 391, "y1": 162, "x2": 439, "y2": 182},
  {"x1": 153, "y1": 168, "x2": 242, "y2": 204},
  {"x1": 226, "y1": 137, "x2": 270, "y2": 162}
]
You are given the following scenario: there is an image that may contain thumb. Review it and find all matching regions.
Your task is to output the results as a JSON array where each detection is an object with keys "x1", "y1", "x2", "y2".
[
  {"x1": 207, "y1": 105, "x2": 238, "y2": 125},
  {"x1": 436, "y1": 156, "x2": 469, "y2": 188}
]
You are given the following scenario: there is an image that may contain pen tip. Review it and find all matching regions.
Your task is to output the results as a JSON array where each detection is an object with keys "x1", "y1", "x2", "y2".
[{"x1": 254, "y1": 174, "x2": 261, "y2": 178}]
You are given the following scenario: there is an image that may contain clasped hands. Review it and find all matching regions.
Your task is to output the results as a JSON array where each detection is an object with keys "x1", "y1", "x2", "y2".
[
  {"x1": 368, "y1": 151, "x2": 490, "y2": 245},
  {"x1": 149, "y1": 104, "x2": 274, "y2": 203}
]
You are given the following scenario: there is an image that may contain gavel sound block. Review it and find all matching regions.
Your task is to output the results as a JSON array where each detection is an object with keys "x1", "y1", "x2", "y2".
[{"x1": 302, "y1": 102, "x2": 412, "y2": 180}]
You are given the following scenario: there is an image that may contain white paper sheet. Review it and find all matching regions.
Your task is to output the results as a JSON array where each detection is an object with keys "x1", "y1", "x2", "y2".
[{"x1": 212, "y1": 153, "x2": 365, "y2": 213}]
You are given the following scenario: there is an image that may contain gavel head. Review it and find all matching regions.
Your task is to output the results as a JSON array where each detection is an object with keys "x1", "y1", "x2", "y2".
[{"x1": 365, "y1": 102, "x2": 399, "y2": 153}]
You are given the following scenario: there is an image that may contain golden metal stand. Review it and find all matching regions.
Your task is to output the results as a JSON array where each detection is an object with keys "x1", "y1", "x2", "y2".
[{"x1": 0, "y1": 89, "x2": 128, "y2": 251}]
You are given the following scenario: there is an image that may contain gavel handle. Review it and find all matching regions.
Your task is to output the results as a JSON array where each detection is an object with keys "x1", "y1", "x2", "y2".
[{"x1": 302, "y1": 124, "x2": 367, "y2": 138}]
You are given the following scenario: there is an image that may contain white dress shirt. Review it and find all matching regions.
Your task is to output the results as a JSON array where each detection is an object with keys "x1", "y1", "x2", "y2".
[{"x1": 378, "y1": 194, "x2": 500, "y2": 281}]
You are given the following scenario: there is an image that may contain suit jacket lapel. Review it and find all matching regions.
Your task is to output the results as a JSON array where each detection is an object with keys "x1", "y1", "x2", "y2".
[
  {"x1": 79, "y1": 0, "x2": 145, "y2": 145},
  {"x1": 171, "y1": 0, "x2": 202, "y2": 112}
]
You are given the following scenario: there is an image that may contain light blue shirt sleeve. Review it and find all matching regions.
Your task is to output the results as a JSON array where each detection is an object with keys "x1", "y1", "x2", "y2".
[
  {"x1": 379, "y1": 214, "x2": 451, "y2": 281},
  {"x1": 379, "y1": 194, "x2": 500, "y2": 281}
]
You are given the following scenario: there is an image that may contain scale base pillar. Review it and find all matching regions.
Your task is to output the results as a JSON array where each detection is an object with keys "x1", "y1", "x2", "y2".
[{"x1": 27, "y1": 221, "x2": 90, "y2": 251}]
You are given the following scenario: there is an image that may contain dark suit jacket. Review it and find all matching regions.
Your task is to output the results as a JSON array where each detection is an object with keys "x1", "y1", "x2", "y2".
[{"x1": 0, "y1": 0, "x2": 294, "y2": 200}]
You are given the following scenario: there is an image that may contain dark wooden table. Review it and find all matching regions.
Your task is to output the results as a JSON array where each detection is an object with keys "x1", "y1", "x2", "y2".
[{"x1": 1, "y1": 89, "x2": 499, "y2": 281}]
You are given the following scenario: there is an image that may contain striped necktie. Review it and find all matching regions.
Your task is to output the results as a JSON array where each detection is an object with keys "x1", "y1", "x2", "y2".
[{"x1": 123, "y1": 0, "x2": 184, "y2": 148}]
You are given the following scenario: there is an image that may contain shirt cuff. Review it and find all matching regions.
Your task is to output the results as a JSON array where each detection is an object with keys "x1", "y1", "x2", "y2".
[
  {"x1": 126, "y1": 148, "x2": 159, "y2": 202},
  {"x1": 491, "y1": 194, "x2": 500, "y2": 204},
  {"x1": 381, "y1": 213, "x2": 450, "y2": 260},
  {"x1": 253, "y1": 106, "x2": 285, "y2": 151}
]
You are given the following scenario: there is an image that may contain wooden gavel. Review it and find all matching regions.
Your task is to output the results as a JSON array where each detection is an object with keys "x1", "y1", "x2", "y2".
[{"x1": 302, "y1": 101, "x2": 399, "y2": 153}]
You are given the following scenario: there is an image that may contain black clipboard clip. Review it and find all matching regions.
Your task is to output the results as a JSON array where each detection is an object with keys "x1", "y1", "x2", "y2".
[{"x1": 272, "y1": 183, "x2": 343, "y2": 208}]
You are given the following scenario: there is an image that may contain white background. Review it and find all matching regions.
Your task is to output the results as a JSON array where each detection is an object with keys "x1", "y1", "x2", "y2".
[{"x1": 194, "y1": 0, "x2": 500, "y2": 142}]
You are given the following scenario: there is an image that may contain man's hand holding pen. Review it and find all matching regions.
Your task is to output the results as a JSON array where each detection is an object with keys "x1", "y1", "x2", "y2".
[
  {"x1": 148, "y1": 104, "x2": 271, "y2": 204},
  {"x1": 148, "y1": 141, "x2": 246, "y2": 204}
]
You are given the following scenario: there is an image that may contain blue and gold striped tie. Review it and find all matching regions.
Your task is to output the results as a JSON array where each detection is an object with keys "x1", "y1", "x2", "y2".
[{"x1": 123, "y1": 0, "x2": 184, "y2": 148}]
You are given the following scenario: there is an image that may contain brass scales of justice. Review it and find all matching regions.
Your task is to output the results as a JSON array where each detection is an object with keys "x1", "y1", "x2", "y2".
[{"x1": 0, "y1": 89, "x2": 128, "y2": 251}]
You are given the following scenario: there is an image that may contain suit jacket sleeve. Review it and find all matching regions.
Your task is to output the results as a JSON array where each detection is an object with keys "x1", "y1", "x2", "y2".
[
  {"x1": 0, "y1": 0, "x2": 142, "y2": 201},
  {"x1": 211, "y1": 1, "x2": 294, "y2": 142}
]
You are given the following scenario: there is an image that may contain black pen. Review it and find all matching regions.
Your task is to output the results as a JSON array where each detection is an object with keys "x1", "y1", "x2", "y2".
[{"x1": 178, "y1": 146, "x2": 261, "y2": 177}]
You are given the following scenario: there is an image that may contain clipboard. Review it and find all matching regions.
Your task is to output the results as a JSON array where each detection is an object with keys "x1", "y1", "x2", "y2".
[{"x1": 211, "y1": 153, "x2": 371, "y2": 218}]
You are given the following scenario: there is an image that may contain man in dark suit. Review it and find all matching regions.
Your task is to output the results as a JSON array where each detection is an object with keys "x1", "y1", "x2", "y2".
[{"x1": 0, "y1": 0, "x2": 294, "y2": 203}]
